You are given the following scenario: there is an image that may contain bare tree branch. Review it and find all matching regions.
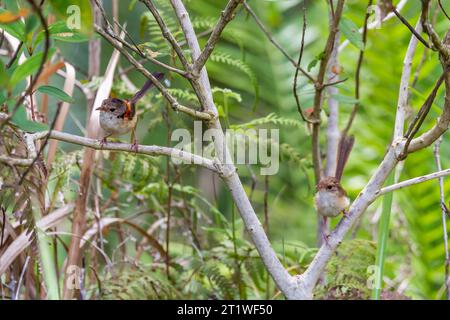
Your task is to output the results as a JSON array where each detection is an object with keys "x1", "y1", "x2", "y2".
[
  {"x1": 169, "y1": 0, "x2": 299, "y2": 298},
  {"x1": 311, "y1": 0, "x2": 345, "y2": 183},
  {"x1": 192, "y1": 0, "x2": 244, "y2": 74},
  {"x1": 139, "y1": 0, "x2": 191, "y2": 69},
  {"x1": 393, "y1": 19, "x2": 423, "y2": 139},
  {"x1": 95, "y1": 26, "x2": 214, "y2": 121},
  {"x1": 342, "y1": 0, "x2": 373, "y2": 136},
  {"x1": 293, "y1": 5, "x2": 313, "y2": 123},
  {"x1": 377, "y1": 167, "x2": 450, "y2": 195},
  {"x1": 422, "y1": 0, "x2": 450, "y2": 61},
  {"x1": 20, "y1": 130, "x2": 219, "y2": 174},
  {"x1": 434, "y1": 136, "x2": 450, "y2": 300}
]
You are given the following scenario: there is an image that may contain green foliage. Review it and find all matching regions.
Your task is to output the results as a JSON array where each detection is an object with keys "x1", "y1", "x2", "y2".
[
  {"x1": 339, "y1": 16, "x2": 364, "y2": 50},
  {"x1": 2, "y1": 0, "x2": 450, "y2": 301},
  {"x1": 209, "y1": 52, "x2": 259, "y2": 108},
  {"x1": 48, "y1": 0, "x2": 93, "y2": 35},
  {"x1": 37, "y1": 85, "x2": 75, "y2": 103},
  {"x1": 315, "y1": 240, "x2": 376, "y2": 299},
  {"x1": 101, "y1": 266, "x2": 182, "y2": 300},
  {"x1": 231, "y1": 113, "x2": 302, "y2": 129}
]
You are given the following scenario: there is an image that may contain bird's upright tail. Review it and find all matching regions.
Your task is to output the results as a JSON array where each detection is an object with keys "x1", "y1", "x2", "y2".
[
  {"x1": 130, "y1": 72, "x2": 165, "y2": 105},
  {"x1": 335, "y1": 135, "x2": 355, "y2": 182}
]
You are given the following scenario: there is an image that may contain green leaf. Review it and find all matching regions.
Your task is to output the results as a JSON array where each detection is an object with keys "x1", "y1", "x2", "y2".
[
  {"x1": 0, "y1": 60, "x2": 8, "y2": 88},
  {"x1": 372, "y1": 173, "x2": 395, "y2": 300},
  {"x1": 307, "y1": 51, "x2": 326, "y2": 72},
  {"x1": 0, "y1": 91, "x2": 6, "y2": 105},
  {"x1": 9, "y1": 48, "x2": 55, "y2": 87},
  {"x1": 37, "y1": 85, "x2": 75, "y2": 103},
  {"x1": 25, "y1": 14, "x2": 40, "y2": 35},
  {"x1": 10, "y1": 52, "x2": 44, "y2": 87},
  {"x1": 4, "y1": 0, "x2": 19, "y2": 12},
  {"x1": 0, "y1": 8, "x2": 26, "y2": 41},
  {"x1": 340, "y1": 17, "x2": 364, "y2": 51},
  {"x1": 10, "y1": 105, "x2": 48, "y2": 132},
  {"x1": 129, "y1": 0, "x2": 138, "y2": 11},
  {"x1": 307, "y1": 58, "x2": 318, "y2": 72},
  {"x1": 48, "y1": 0, "x2": 93, "y2": 35},
  {"x1": 36, "y1": 20, "x2": 90, "y2": 44}
]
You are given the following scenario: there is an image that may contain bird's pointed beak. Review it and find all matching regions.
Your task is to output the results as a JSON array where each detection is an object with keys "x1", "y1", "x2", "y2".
[{"x1": 96, "y1": 106, "x2": 107, "y2": 111}]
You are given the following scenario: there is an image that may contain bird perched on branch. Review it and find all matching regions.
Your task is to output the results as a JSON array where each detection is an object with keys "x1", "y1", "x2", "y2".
[
  {"x1": 314, "y1": 135, "x2": 355, "y2": 230},
  {"x1": 96, "y1": 72, "x2": 164, "y2": 151}
]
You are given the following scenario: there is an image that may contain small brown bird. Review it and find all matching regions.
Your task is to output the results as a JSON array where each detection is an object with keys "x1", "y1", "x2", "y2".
[
  {"x1": 314, "y1": 135, "x2": 355, "y2": 221},
  {"x1": 96, "y1": 72, "x2": 164, "y2": 151}
]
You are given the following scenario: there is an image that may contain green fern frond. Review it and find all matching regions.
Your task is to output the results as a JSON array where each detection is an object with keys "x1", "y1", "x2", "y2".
[
  {"x1": 157, "y1": 88, "x2": 199, "y2": 103},
  {"x1": 210, "y1": 51, "x2": 259, "y2": 108},
  {"x1": 231, "y1": 113, "x2": 302, "y2": 129}
]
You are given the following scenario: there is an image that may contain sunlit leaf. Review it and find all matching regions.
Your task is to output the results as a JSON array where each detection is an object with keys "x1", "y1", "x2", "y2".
[
  {"x1": 36, "y1": 21, "x2": 90, "y2": 44},
  {"x1": 0, "y1": 8, "x2": 26, "y2": 41},
  {"x1": 37, "y1": 85, "x2": 75, "y2": 103},
  {"x1": 48, "y1": 0, "x2": 93, "y2": 35},
  {"x1": 9, "y1": 48, "x2": 55, "y2": 87},
  {"x1": 0, "y1": 7, "x2": 29, "y2": 23},
  {"x1": 340, "y1": 16, "x2": 364, "y2": 50},
  {"x1": 10, "y1": 105, "x2": 48, "y2": 132}
]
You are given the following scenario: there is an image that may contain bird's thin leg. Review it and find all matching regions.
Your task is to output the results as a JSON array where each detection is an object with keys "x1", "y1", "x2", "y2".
[
  {"x1": 99, "y1": 134, "x2": 112, "y2": 149},
  {"x1": 322, "y1": 216, "x2": 330, "y2": 247},
  {"x1": 130, "y1": 128, "x2": 138, "y2": 153}
]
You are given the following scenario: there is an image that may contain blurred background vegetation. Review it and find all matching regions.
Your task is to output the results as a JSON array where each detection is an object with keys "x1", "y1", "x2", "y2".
[{"x1": 1, "y1": 0, "x2": 449, "y2": 299}]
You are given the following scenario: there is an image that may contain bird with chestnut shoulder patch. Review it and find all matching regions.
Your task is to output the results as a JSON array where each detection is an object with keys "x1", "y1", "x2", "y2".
[{"x1": 96, "y1": 72, "x2": 164, "y2": 152}]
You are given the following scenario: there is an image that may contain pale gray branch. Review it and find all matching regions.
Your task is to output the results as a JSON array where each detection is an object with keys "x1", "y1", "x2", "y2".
[
  {"x1": 434, "y1": 136, "x2": 450, "y2": 300},
  {"x1": 21, "y1": 130, "x2": 220, "y2": 173},
  {"x1": 378, "y1": 167, "x2": 450, "y2": 195},
  {"x1": 394, "y1": 19, "x2": 422, "y2": 139},
  {"x1": 170, "y1": 0, "x2": 298, "y2": 298}
]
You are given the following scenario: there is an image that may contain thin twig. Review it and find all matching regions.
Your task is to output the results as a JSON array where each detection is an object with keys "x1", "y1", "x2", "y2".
[
  {"x1": 338, "y1": 0, "x2": 409, "y2": 52},
  {"x1": 2, "y1": 0, "x2": 50, "y2": 130},
  {"x1": 421, "y1": 0, "x2": 450, "y2": 61},
  {"x1": 434, "y1": 136, "x2": 450, "y2": 300},
  {"x1": 18, "y1": 101, "x2": 62, "y2": 185},
  {"x1": 378, "y1": 167, "x2": 450, "y2": 195},
  {"x1": 264, "y1": 175, "x2": 269, "y2": 234},
  {"x1": 438, "y1": 0, "x2": 450, "y2": 21},
  {"x1": 95, "y1": 26, "x2": 213, "y2": 121},
  {"x1": 93, "y1": 0, "x2": 188, "y2": 77},
  {"x1": 393, "y1": 18, "x2": 423, "y2": 140},
  {"x1": 311, "y1": 0, "x2": 345, "y2": 183},
  {"x1": 293, "y1": 4, "x2": 312, "y2": 123},
  {"x1": 392, "y1": 7, "x2": 431, "y2": 49},
  {"x1": 193, "y1": 0, "x2": 244, "y2": 73},
  {"x1": 140, "y1": 0, "x2": 191, "y2": 69},
  {"x1": 323, "y1": 77, "x2": 348, "y2": 88},
  {"x1": 5, "y1": 41, "x2": 23, "y2": 68},
  {"x1": 342, "y1": 0, "x2": 372, "y2": 136},
  {"x1": 243, "y1": 1, "x2": 315, "y2": 83},
  {"x1": 400, "y1": 73, "x2": 445, "y2": 158},
  {"x1": 14, "y1": 256, "x2": 30, "y2": 300}
]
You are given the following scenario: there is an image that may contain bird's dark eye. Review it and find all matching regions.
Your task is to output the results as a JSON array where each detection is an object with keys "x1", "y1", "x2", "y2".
[
  {"x1": 327, "y1": 185, "x2": 333, "y2": 190},
  {"x1": 109, "y1": 108, "x2": 116, "y2": 112}
]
